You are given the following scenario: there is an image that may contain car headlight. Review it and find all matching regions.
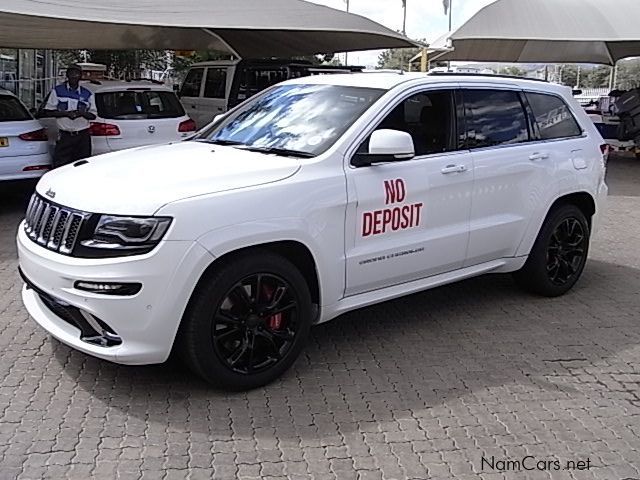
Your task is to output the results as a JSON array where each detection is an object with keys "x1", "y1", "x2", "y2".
[{"x1": 77, "y1": 215, "x2": 172, "y2": 258}]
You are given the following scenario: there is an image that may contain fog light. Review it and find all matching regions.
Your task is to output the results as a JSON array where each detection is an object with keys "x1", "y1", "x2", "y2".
[{"x1": 74, "y1": 281, "x2": 142, "y2": 296}]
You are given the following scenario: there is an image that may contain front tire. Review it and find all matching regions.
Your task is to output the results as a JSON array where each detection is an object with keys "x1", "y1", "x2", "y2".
[
  {"x1": 178, "y1": 251, "x2": 312, "y2": 390},
  {"x1": 513, "y1": 204, "x2": 590, "y2": 297}
]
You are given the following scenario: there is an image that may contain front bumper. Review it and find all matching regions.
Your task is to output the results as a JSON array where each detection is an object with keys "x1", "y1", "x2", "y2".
[{"x1": 17, "y1": 224, "x2": 213, "y2": 364}]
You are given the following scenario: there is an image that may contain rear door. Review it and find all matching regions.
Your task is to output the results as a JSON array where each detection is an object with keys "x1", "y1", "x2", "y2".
[
  {"x1": 95, "y1": 89, "x2": 189, "y2": 152},
  {"x1": 461, "y1": 87, "x2": 556, "y2": 266}
]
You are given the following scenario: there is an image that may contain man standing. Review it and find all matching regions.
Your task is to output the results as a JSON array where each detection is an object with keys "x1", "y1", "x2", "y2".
[{"x1": 41, "y1": 64, "x2": 97, "y2": 168}]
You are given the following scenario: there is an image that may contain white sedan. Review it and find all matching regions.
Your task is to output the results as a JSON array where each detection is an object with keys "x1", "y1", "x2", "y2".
[{"x1": 0, "y1": 89, "x2": 51, "y2": 181}]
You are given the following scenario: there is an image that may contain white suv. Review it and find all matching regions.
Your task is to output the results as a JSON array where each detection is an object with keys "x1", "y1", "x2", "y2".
[
  {"x1": 38, "y1": 80, "x2": 196, "y2": 156},
  {"x1": 18, "y1": 73, "x2": 608, "y2": 389}
]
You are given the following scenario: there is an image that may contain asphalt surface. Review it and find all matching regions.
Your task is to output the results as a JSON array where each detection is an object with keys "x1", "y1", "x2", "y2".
[{"x1": 0, "y1": 156, "x2": 639, "y2": 479}]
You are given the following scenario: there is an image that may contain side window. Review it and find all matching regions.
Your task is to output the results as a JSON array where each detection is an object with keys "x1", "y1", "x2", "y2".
[
  {"x1": 373, "y1": 89, "x2": 455, "y2": 156},
  {"x1": 180, "y1": 68, "x2": 204, "y2": 98},
  {"x1": 462, "y1": 89, "x2": 530, "y2": 148},
  {"x1": 237, "y1": 68, "x2": 288, "y2": 101},
  {"x1": 525, "y1": 92, "x2": 582, "y2": 140},
  {"x1": 203, "y1": 68, "x2": 227, "y2": 99}
]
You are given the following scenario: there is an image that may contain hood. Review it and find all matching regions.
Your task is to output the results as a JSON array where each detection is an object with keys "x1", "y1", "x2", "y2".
[{"x1": 35, "y1": 142, "x2": 301, "y2": 215}]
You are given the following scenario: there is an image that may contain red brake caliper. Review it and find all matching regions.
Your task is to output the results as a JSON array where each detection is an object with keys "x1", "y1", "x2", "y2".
[{"x1": 261, "y1": 283, "x2": 283, "y2": 330}]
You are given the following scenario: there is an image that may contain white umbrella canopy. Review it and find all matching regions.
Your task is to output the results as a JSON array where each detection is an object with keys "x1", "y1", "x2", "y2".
[
  {"x1": 0, "y1": 0, "x2": 419, "y2": 57},
  {"x1": 435, "y1": 0, "x2": 640, "y2": 65}
]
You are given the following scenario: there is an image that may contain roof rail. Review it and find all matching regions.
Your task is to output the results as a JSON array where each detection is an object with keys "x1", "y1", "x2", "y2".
[
  {"x1": 126, "y1": 78, "x2": 164, "y2": 85},
  {"x1": 427, "y1": 72, "x2": 549, "y2": 83}
]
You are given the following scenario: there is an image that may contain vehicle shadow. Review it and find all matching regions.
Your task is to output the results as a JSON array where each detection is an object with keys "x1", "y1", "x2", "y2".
[{"x1": 52, "y1": 257, "x2": 640, "y2": 440}]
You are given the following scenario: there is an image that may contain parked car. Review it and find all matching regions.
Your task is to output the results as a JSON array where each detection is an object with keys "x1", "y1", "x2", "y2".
[
  {"x1": 179, "y1": 58, "x2": 364, "y2": 128},
  {"x1": 18, "y1": 73, "x2": 608, "y2": 390},
  {"x1": 37, "y1": 79, "x2": 196, "y2": 156},
  {"x1": 0, "y1": 88, "x2": 51, "y2": 181}
]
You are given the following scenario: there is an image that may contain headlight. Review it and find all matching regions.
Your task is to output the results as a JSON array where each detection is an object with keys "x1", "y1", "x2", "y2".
[{"x1": 77, "y1": 215, "x2": 172, "y2": 258}]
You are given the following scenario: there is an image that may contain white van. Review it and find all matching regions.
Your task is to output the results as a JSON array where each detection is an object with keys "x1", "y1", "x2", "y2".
[{"x1": 179, "y1": 59, "x2": 363, "y2": 128}]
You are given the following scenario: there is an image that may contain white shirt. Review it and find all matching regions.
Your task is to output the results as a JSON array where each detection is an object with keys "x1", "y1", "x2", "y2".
[{"x1": 45, "y1": 82, "x2": 97, "y2": 132}]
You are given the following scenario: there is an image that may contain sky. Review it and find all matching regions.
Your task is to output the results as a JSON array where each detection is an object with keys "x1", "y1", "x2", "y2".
[{"x1": 309, "y1": 0, "x2": 495, "y2": 67}]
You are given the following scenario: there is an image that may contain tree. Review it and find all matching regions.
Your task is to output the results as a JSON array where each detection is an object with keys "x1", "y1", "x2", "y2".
[
  {"x1": 54, "y1": 49, "x2": 168, "y2": 79},
  {"x1": 615, "y1": 59, "x2": 640, "y2": 90},
  {"x1": 583, "y1": 66, "x2": 611, "y2": 88},
  {"x1": 498, "y1": 66, "x2": 526, "y2": 77},
  {"x1": 559, "y1": 65, "x2": 579, "y2": 88},
  {"x1": 377, "y1": 42, "x2": 424, "y2": 70}
]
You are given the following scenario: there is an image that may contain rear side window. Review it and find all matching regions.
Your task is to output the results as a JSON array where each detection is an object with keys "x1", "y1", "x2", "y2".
[
  {"x1": 461, "y1": 89, "x2": 530, "y2": 148},
  {"x1": 203, "y1": 68, "x2": 227, "y2": 99},
  {"x1": 526, "y1": 92, "x2": 582, "y2": 140},
  {"x1": 0, "y1": 95, "x2": 31, "y2": 122},
  {"x1": 96, "y1": 91, "x2": 185, "y2": 120},
  {"x1": 180, "y1": 68, "x2": 204, "y2": 98}
]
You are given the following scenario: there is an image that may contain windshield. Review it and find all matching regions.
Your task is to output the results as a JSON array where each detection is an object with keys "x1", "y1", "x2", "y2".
[{"x1": 197, "y1": 84, "x2": 385, "y2": 157}]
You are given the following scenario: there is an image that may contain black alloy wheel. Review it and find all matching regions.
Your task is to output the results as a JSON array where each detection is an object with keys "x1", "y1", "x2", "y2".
[
  {"x1": 546, "y1": 217, "x2": 588, "y2": 286},
  {"x1": 212, "y1": 274, "x2": 299, "y2": 374},
  {"x1": 513, "y1": 204, "x2": 590, "y2": 297},
  {"x1": 178, "y1": 250, "x2": 312, "y2": 390}
]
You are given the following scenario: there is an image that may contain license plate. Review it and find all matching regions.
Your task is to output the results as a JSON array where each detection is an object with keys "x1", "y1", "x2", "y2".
[{"x1": 0, "y1": 137, "x2": 8, "y2": 147}]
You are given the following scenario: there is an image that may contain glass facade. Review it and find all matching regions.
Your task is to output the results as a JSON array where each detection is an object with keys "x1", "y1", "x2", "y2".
[{"x1": 0, "y1": 49, "x2": 57, "y2": 108}]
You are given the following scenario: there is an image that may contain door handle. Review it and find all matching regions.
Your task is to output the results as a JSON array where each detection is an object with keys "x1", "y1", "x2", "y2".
[
  {"x1": 529, "y1": 152, "x2": 549, "y2": 161},
  {"x1": 441, "y1": 164, "x2": 467, "y2": 174},
  {"x1": 191, "y1": 105, "x2": 197, "y2": 109}
]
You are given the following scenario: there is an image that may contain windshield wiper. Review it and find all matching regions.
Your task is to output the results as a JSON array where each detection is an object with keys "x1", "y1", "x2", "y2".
[
  {"x1": 201, "y1": 139, "x2": 246, "y2": 146},
  {"x1": 238, "y1": 146, "x2": 315, "y2": 158}
]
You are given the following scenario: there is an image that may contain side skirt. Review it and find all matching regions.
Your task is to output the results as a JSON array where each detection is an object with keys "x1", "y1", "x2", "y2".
[{"x1": 318, "y1": 256, "x2": 527, "y2": 324}]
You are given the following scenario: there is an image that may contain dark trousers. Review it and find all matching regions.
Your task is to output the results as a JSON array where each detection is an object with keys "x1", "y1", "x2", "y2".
[{"x1": 53, "y1": 129, "x2": 92, "y2": 168}]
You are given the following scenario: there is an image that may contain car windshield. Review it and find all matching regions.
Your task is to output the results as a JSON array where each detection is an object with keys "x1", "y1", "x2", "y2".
[
  {"x1": 197, "y1": 84, "x2": 386, "y2": 157},
  {"x1": 0, "y1": 94, "x2": 31, "y2": 122},
  {"x1": 96, "y1": 90, "x2": 185, "y2": 120}
]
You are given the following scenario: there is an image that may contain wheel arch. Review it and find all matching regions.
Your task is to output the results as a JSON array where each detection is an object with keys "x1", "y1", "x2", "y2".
[
  {"x1": 184, "y1": 240, "x2": 321, "y2": 319},
  {"x1": 516, "y1": 191, "x2": 597, "y2": 257}
]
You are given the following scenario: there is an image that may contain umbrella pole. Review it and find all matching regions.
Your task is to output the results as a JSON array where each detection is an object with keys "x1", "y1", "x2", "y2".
[{"x1": 201, "y1": 28, "x2": 241, "y2": 59}]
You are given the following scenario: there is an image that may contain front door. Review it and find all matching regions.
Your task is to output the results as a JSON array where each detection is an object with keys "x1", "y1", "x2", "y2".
[
  {"x1": 197, "y1": 67, "x2": 230, "y2": 127},
  {"x1": 344, "y1": 89, "x2": 474, "y2": 296}
]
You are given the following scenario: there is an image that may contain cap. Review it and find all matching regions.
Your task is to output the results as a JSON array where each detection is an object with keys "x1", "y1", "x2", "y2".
[{"x1": 66, "y1": 64, "x2": 82, "y2": 73}]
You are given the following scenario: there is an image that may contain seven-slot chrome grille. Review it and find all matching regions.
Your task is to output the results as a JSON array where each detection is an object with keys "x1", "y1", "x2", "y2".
[{"x1": 23, "y1": 194, "x2": 89, "y2": 255}]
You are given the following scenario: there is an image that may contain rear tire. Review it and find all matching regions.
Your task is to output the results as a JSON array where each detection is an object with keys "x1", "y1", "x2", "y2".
[
  {"x1": 513, "y1": 204, "x2": 590, "y2": 297},
  {"x1": 178, "y1": 251, "x2": 312, "y2": 390}
]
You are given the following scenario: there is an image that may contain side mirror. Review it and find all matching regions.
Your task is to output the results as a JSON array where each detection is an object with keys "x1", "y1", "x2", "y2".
[{"x1": 352, "y1": 129, "x2": 415, "y2": 167}]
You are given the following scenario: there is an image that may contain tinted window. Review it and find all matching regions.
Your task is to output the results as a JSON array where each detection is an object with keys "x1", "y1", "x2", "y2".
[
  {"x1": 180, "y1": 68, "x2": 204, "y2": 98},
  {"x1": 462, "y1": 89, "x2": 529, "y2": 148},
  {"x1": 374, "y1": 90, "x2": 455, "y2": 156},
  {"x1": 0, "y1": 94, "x2": 31, "y2": 121},
  {"x1": 526, "y1": 92, "x2": 582, "y2": 140},
  {"x1": 204, "y1": 68, "x2": 227, "y2": 99},
  {"x1": 198, "y1": 84, "x2": 385, "y2": 157},
  {"x1": 96, "y1": 91, "x2": 185, "y2": 119},
  {"x1": 236, "y1": 68, "x2": 289, "y2": 102}
]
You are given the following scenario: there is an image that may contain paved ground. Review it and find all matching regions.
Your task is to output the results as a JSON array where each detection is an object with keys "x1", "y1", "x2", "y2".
[{"x1": 0, "y1": 156, "x2": 639, "y2": 480}]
